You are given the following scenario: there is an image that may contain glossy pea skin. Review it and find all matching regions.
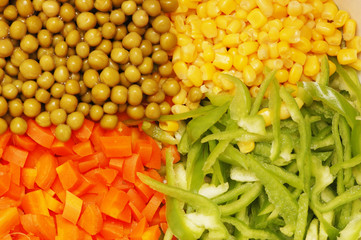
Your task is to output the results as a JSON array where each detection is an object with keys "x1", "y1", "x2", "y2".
[
  {"x1": 0, "y1": 118, "x2": 8, "y2": 135},
  {"x1": 55, "y1": 124, "x2": 72, "y2": 142},
  {"x1": 10, "y1": 117, "x2": 27, "y2": 135},
  {"x1": 36, "y1": 111, "x2": 51, "y2": 127},
  {"x1": 100, "y1": 114, "x2": 118, "y2": 129},
  {"x1": 67, "y1": 111, "x2": 85, "y2": 130}
]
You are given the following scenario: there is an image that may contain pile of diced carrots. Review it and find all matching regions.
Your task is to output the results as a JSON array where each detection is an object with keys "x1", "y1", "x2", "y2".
[{"x1": 0, "y1": 116, "x2": 178, "y2": 240}]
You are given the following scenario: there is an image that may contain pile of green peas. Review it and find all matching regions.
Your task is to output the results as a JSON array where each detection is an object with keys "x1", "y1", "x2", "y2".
[{"x1": 0, "y1": 0, "x2": 179, "y2": 142}]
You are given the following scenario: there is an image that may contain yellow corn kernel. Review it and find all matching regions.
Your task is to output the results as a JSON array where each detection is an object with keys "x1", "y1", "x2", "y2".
[
  {"x1": 257, "y1": 44, "x2": 269, "y2": 60},
  {"x1": 247, "y1": 8, "x2": 267, "y2": 29},
  {"x1": 279, "y1": 28, "x2": 301, "y2": 44},
  {"x1": 289, "y1": 63, "x2": 303, "y2": 84},
  {"x1": 212, "y1": 85, "x2": 222, "y2": 94},
  {"x1": 171, "y1": 104, "x2": 190, "y2": 114},
  {"x1": 233, "y1": 54, "x2": 248, "y2": 71},
  {"x1": 172, "y1": 88, "x2": 187, "y2": 105},
  {"x1": 333, "y1": 10, "x2": 350, "y2": 28},
  {"x1": 315, "y1": 20, "x2": 336, "y2": 37},
  {"x1": 239, "y1": 32, "x2": 250, "y2": 42},
  {"x1": 227, "y1": 19, "x2": 245, "y2": 34},
  {"x1": 177, "y1": 34, "x2": 192, "y2": 46},
  {"x1": 256, "y1": 0, "x2": 273, "y2": 17},
  {"x1": 290, "y1": 48, "x2": 307, "y2": 65},
  {"x1": 243, "y1": 65, "x2": 257, "y2": 86},
  {"x1": 235, "y1": 9, "x2": 248, "y2": 19},
  {"x1": 193, "y1": 39, "x2": 203, "y2": 53},
  {"x1": 321, "y1": 2, "x2": 338, "y2": 21},
  {"x1": 173, "y1": 61, "x2": 188, "y2": 80},
  {"x1": 180, "y1": 43, "x2": 197, "y2": 63},
  {"x1": 312, "y1": 40, "x2": 328, "y2": 54},
  {"x1": 258, "y1": 108, "x2": 272, "y2": 126},
  {"x1": 222, "y1": 34, "x2": 240, "y2": 48},
  {"x1": 264, "y1": 59, "x2": 283, "y2": 70},
  {"x1": 312, "y1": 29, "x2": 324, "y2": 41},
  {"x1": 200, "y1": 62, "x2": 216, "y2": 81},
  {"x1": 214, "y1": 29, "x2": 226, "y2": 44},
  {"x1": 159, "y1": 121, "x2": 179, "y2": 132},
  {"x1": 350, "y1": 59, "x2": 361, "y2": 71},
  {"x1": 206, "y1": 0, "x2": 220, "y2": 18},
  {"x1": 219, "y1": 74, "x2": 235, "y2": 90},
  {"x1": 187, "y1": 65, "x2": 203, "y2": 87},
  {"x1": 174, "y1": 15, "x2": 186, "y2": 33},
  {"x1": 293, "y1": 37, "x2": 312, "y2": 53},
  {"x1": 250, "y1": 86, "x2": 260, "y2": 98},
  {"x1": 238, "y1": 42, "x2": 259, "y2": 56},
  {"x1": 311, "y1": 0, "x2": 323, "y2": 18},
  {"x1": 193, "y1": 55, "x2": 205, "y2": 67},
  {"x1": 328, "y1": 60, "x2": 336, "y2": 76},
  {"x1": 196, "y1": 2, "x2": 208, "y2": 18},
  {"x1": 183, "y1": 0, "x2": 198, "y2": 9},
  {"x1": 280, "y1": 103, "x2": 291, "y2": 120},
  {"x1": 237, "y1": 141, "x2": 255, "y2": 154},
  {"x1": 248, "y1": 53, "x2": 258, "y2": 63},
  {"x1": 337, "y1": 48, "x2": 358, "y2": 65},
  {"x1": 186, "y1": 101, "x2": 200, "y2": 110},
  {"x1": 304, "y1": 55, "x2": 320, "y2": 77},
  {"x1": 250, "y1": 58, "x2": 264, "y2": 74},
  {"x1": 325, "y1": 29, "x2": 342, "y2": 46},
  {"x1": 202, "y1": 46, "x2": 215, "y2": 63},
  {"x1": 302, "y1": 3, "x2": 313, "y2": 15},
  {"x1": 213, "y1": 53, "x2": 233, "y2": 70},
  {"x1": 273, "y1": 3, "x2": 287, "y2": 19},
  {"x1": 346, "y1": 36, "x2": 361, "y2": 53},
  {"x1": 276, "y1": 69, "x2": 289, "y2": 83},
  {"x1": 240, "y1": 0, "x2": 257, "y2": 12},
  {"x1": 215, "y1": 15, "x2": 229, "y2": 30},
  {"x1": 300, "y1": 25, "x2": 312, "y2": 40},
  {"x1": 228, "y1": 48, "x2": 238, "y2": 56},
  {"x1": 269, "y1": 19, "x2": 283, "y2": 30},
  {"x1": 283, "y1": 17, "x2": 304, "y2": 30},
  {"x1": 278, "y1": 41, "x2": 290, "y2": 58},
  {"x1": 343, "y1": 19, "x2": 357, "y2": 41},
  {"x1": 257, "y1": 31, "x2": 269, "y2": 44},
  {"x1": 218, "y1": 0, "x2": 237, "y2": 15},
  {"x1": 269, "y1": 42, "x2": 279, "y2": 59},
  {"x1": 268, "y1": 26, "x2": 280, "y2": 42},
  {"x1": 284, "y1": 83, "x2": 298, "y2": 97},
  {"x1": 201, "y1": 20, "x2": 217, "y2": 39},
  {"x1": 283, "y1": 58, "x2": 294, "y2": 69},
  {"x1": 213, "y1": 43, "x2": 226, "y2": 51},
  {"x1": 172, "y1": 46, "x2": 181, "y2": 63},
  {"x1": 326, "y1": 45, "x2": 339, "y2": 57},
  {"x1": 287, "y1": 0, "x2": 302, "y2": 17}
]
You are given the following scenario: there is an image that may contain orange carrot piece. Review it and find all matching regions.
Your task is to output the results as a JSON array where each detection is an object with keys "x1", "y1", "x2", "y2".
[
  {"x1": 78, "y1": 159, "x2": 99, "y2": 173},
  {"x1": 99, "y1": 136, "x2": 132, "y2": 158},
  {"x1": 4, "y1": 182, "x2": 24, "y2": 201},
  {"x1": 146, "y1": 138, "x2": 161, "y2": 170},
  {"x1": 25, "y1": 146, "x2": 47, "y2": 168},
  {"x1": 0, "y1": 207, "x2": 20, "y2": 237},
  {"x1": 0, "y1": 165, "x2": 11, "y2": 196},
  {"x1": 0, "y1": 130, "x2": 11, "y2": 149},
  {"x1": 118, "y1": 204, "x2": 132, "y2": 223},
  {"x1": 100, "y1": 220, "x2": 124, "y2": 239},
  {"x1": 55, "y1": 215, "x2": 81, "y2": 240},
  {"x1": 21, "y1": 168, "x2": 37, "y2": 190},
  {"x1": 50, "y1": 138, "x2": 74, "y2": 156},
  {"x1": 2, "y1": 145, "x2": 28, "y2": 168},
  {"x1": 145, "y1": 169, "x2": 163, "y2": 182},
  {"x1": 73, "y1": 140, "x2": 94, "y2": 157},
  {"x1": 127, "y1": 189, "x2": 146, "y2": 212},
  {"x1": 141, "y1": 192, "x2": 164, "y2": 222},
  {"x1": 100, "y1": 187, "x2": 129, "y2": 219},
  {"x1": 78, "y1": 203, "x2": 103, "y2": 235},
  {"x1": 26, "y1": 120, "x2": 54, "y2": 149},
  {"x1": 134, "y1": 179, "x2": 154, "y2": 202},
  {"x1": 141, "y1": 225, "x2": 161, "y2": 240},
  {"x1": 43, "y1": 191, "x2": 64, "y2": 214},
  {"x1": 79, "y1": 151, "x2": 107, "y2": 168},
  {"x1": 160, "y1": 222, "x2": 168, "y2": 235},
  {"x1": 9, "y1": 163, "x2": 20, "y2": 186},
  {"x1": 129, "y1": 217, "x2": 148, "y2": 240},
  {"x1": 98, "y1": 168, "x2": 118, "y2": 185},
  {"x1": 21, "y1": 214, "x2": 56, "y2": 240},
  {"x1": 109, "y1": 158, "x2": 125, "y2": 172},
  {"x1": 123, "y1": 154, "x2": 143, "y2": 183},
  {"x1": 73, "y1": 119, "x2": 94, "y2": 142},
  {"x1": 90, "y1": 125, "x2": 106, "y2": 152},
  {"x1": 51, "y1": 177, "x2": 66, "y2": 203},
  {"x1": 161, "y1": 145, "x2": 180, "y2": 164},
  {"x1": 135, "y1": 141, "x2": 153, "y2": 166},
  {"x1": 71, "y1": 176, "x2": 94, "y2": 197},
  {"x1": 114, "y1": 121, "x2": 132, "y2": 137},
  {"x1": 35, "y1": 151, "x2": 58, "y2": 190},
  {"x1": 21, "y1": 190, "x2": 49, "y2": 216},
  {"x1": 62, "y1": 191, "x2": 83, "y2": 225},
  {"x1": 56, "y1": 161, "x2": 82, "y2": 190},
  {"x1": 12, "y1": 134, "x2": 37, "y2": 152},
  {"x1": 128, "y1": 202, "x2": 143, "y2": 222},
  {"x1": 112, "y1": 176, "x2": 134, "y2": 191}
]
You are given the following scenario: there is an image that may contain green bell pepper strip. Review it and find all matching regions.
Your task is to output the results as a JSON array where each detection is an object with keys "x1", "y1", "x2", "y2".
[
  {"x1": 330, "y1": 154, "x2": 361, "y2": 175},
  {"x1": 331, "y1": 114, "x2": 345, "y2": 194},
  {"x1": 260, "y1": 162, "x2": 303, "y2": 189},
  {"x1": 159, "y1": 105, "x2": 217, "y2": 121},
  {"x1": 178, "y1": 130, "x2": 189, "y2": 155},
  {"x1": 189, "y1": 144, "x2": 208, "y2": 192},
  {"x1": 269, "y1": 77, "x2": 281, "y2": 162},
  {"x1": 185, "y1": 140, "x2": 203, "y2": 190},
  {"x1": 318, "y1": 55, "x2": 330, "y2": 86},
  {"x1": 223, "y1": 74, "x2": 252, "y2": 121},
  {"x1": 137, "y1": 173, "x2": 229, "y2": 239},
  {"x1": 211, "y1": 183, "x2": 253, "y2": 204},
  {"x1": 338, "y1": 215, "x2": 361, "y2": 240},
  {"x1": 339, "y1": 115, "x2": 354, "y2": 187},
  {"x1": 219, "y1": 182, "x2": 262, "y2": 216},
  {"x1": 310, "y1": 134, "x2": 334, "y2": 150},
  {"x1": 164, "y1": 149, "x2": 201, "y2": 240},
  {"x1": 294, "y1": 193, "x2": 309, "y2": 240},
  {"x1": 351, "y1": 120, "x2": 361, "y2": 157},
  {"x1": 310, "y1": 205, "x2": 339, "y2": 240},
  {"x1": 187, "y1": 102, "x2": 229, "y2": 144},
  {"x1": 205, "y1": 91, "x2": 233, "y2": 106},
  {"x1": 221, "y1": 217, "x2": 281, "y2": 240},
  {"x1": 141, "y1": 121, "x2": 178, "y2": 145},
  {"x1": 201, "y1": 128, "x2": 273, "y2": 143},
  {"x1": 298, "y1": 81, "x2": 358, "y2": 129},
  {"x1": 250, "y1": 70, "x2": 276, "y2": 116}
]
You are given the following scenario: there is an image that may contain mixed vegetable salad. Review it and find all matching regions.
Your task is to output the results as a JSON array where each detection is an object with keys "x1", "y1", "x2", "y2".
[{"x1": 1, "y1": 0, "x2": 361, "y2": 239}]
